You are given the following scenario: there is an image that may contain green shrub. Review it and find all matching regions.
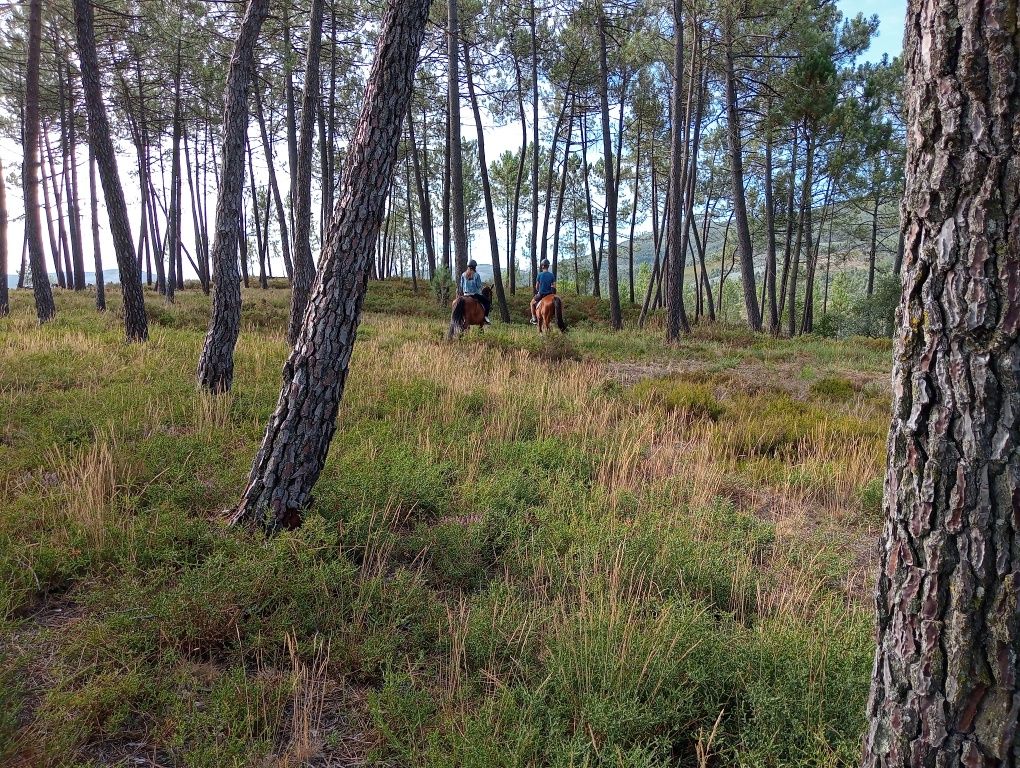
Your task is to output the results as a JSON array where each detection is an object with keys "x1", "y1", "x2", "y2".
[
  {"x1": 810, "y1": 376, "x2": 856, "y2": 401},
  {"x1": 629, "y1": 376, "x2": 725, "y2": 420}
]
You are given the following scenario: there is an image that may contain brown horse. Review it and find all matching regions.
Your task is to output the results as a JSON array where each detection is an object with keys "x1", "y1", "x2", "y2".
[
  {"x1": 535, "y1": 294, "x2": 567, "y2": 334},
  {"x1": 447, "y1": 286, "x2": 492, "y2": 340}
]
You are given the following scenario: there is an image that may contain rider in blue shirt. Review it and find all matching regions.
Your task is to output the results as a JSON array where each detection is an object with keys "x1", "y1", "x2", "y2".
[
  {"x1": 530, "y1": 259, "x2": 556, "y2": 324},
  {"x1": 459, "y1": 259, "x2": 491, "y2": 324}
]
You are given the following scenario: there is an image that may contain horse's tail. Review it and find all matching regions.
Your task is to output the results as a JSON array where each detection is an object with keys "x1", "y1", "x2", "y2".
[
  {"x1": 448, "y1": 298, "x2": 465, "y2": 340},
  {"x1": 554, "y1": 296, "x2": 567, "y2": 332}
]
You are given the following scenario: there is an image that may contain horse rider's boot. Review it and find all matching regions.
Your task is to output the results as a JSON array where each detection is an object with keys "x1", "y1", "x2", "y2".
[{"x1": 484, "y1": 315, "x2": 492, "y2": 325}]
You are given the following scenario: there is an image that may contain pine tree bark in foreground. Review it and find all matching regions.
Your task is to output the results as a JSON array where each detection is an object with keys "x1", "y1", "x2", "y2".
[
  {"x1": 0, "y1": 159, "x2": 8, "y2": 317},
  {"x1": 232, "y1": 0, "x2": 433, "y2": 531},
  {"x1": 73, "y1": 0, "x2": 146, "y2": 340},
  {"x1": 196, "y1": 0, "x2": 270, "y2": 392},
  {"x1": 24, "y1": 0, "x2": 55, "y2": 323},
  {"x1": 288, "y1": 0, "x2": 324, "y2": 345},
  {"x1": 863, "y1": 0, "x2": 1020, "y2": 764}
]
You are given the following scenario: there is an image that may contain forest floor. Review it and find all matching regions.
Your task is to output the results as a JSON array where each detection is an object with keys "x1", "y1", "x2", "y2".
[{"x1": 1, "y1": 282, "x2": 893, "y2": 767}]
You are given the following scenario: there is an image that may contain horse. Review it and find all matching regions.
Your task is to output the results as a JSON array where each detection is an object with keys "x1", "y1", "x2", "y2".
[
  {"x1": 535, "y1": 294, "x2": 567, "y2": 334},
  {"x1": 447, "y1": 286, "x2": 492, "y2": 340}
]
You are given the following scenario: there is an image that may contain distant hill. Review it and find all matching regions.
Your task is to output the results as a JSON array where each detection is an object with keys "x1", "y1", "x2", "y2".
[{"x1": 7, "y1": 269, "x2": 121, "y2": 290}]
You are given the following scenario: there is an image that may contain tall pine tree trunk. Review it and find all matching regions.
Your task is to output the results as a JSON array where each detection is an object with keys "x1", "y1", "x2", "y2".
[
  {"x1": 447, "y1": 0, "x2": 468, "y2": 278},
  {"x1": 87, "y1": 148, "x2": 105, "y2": 311},
  {"x1": 598, "y1": 13, "x2": 622, "y2": 330},
  {"x1": 25, "y1": 0, "x2": 55, "y2": 322},
  {"x1": 197, "y1": 0, "x2": 270, "y2": 392},
  {"x1": 722, "y1": 21, "x2": 761, "y2": 331},
  {"x1": 863, "y1": 0, "x2": 1020, "y2": 763},
  {"x1": 232, "y1": 0, "x2": 432, "y2": 531},
  {"x1": 74, "y1": 0, "x2": 146, "y2": 339},
  {"x1": 0, "y1": 159, "x2": 7, "y2": 317},
  {"x1": 665, "y1": 0, "x2": 689, "y2": 341},
  {"x1": 464, "y1": 40, "x2": 510, "y2": 322},
  {"x1": 289, "y1": 0, "x2": 324, "y2": 344}
]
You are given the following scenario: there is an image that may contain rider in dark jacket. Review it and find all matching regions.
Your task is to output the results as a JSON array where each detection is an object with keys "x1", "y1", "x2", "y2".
[{"x1": 530, "y1": 259, "x2": 556, "y2": 324}]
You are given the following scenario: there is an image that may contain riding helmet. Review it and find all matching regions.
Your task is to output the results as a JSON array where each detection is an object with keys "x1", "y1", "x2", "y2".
[
  {"x1": 467, "y1": 259, "x2": 478, "y2": 269},
  {"x1": 541, "y1": 259, "x2": 550, "y2": 268}
]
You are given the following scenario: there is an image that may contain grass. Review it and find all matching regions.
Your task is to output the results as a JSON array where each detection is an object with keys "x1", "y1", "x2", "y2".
[{"x1": 0, "y1": 281, "x2": 892, "y2": 767}]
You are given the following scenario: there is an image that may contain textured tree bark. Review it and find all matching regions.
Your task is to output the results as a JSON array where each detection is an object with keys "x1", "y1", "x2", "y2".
[
  {"x1": 232, "y1": 0, "x2": 432, "y2": 531},
  {"x1": 529, "y1": 0, "x2": 540, "y2": 288},
  {"x1": 464, "y1": 40, "x2": 510, "y2": 322},
  {"x1": 448, "y1": 0, "x2": 468, "y2": 278},
  {"x1": 862, "y1": 0, "x2": 1020, "y2": 764},
  {"x1": 74, "y1": 0, "x2": 146, "y2": 339},
  {"x1": 722, "y1": 23, "x2": 761, "y2": 332},
  {"x1": 665, "y1": 0, "x2": 689, "y2": 341},
  {"x1": 288, "y1": 0, "x2": 324, "y2": 345},
  {"x1": 25, "y1": 0, "x2": 55, "y2": 322},
  {"x1": 196, "y1": 0, "x2": 270, "y2": 393},
  {"x1": 0, "y1": 158, "x2": 7, "y2": 317},
  {"x1": 598, "y1": 13, "x2": 623, "y2": 330}
]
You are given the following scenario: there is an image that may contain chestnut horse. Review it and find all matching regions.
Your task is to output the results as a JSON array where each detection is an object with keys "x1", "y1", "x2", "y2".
[
  {"x1": 447, "y1": 286, "x2": 493, "y2": 340},
  {"x1": 535, "y1": 294, "x2": 567, "y2": 334}
]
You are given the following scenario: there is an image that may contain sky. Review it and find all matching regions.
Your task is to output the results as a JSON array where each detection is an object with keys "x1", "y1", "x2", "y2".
[
  {"x1": 6, "y1": 0, "x2": 909, "y2": 283},
  {"x1": 846, "y1": 0, "x2": 907, "y2": 63}
]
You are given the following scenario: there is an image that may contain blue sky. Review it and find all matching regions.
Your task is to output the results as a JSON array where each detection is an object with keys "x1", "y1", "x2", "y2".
[{"x1": 844, "y1": 0, "x2": 907, "y2": 61}]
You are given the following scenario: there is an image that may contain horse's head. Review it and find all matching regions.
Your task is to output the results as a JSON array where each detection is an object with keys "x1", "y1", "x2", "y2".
[{"x1": 482, "y1": 285, "x2": 493, "y2": 299}]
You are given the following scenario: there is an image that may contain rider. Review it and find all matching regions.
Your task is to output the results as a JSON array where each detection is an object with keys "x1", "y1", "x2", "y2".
[
  {"x1": 459, "y1": 259, "x2": 491, "y2": 324},
  {"x1": 530, "y1": 259, "x2": 556, "y2": 324}
]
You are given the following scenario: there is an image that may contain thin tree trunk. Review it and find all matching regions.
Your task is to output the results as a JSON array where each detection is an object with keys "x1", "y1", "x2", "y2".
[
  {"x1": 665, "y1": 0, "x2": 689, "y2": 341},
  {"x1": 464, "y1": 40, "x2": 510, "y2": 322},
  {"x1": 627, "y1": 126, "x2": 641, "y2": 305},
  {"x1": 510, "y1": 58, "x2": 528, "y2": 295},
  {"x1": 722, "y1": 20, "x2": 761, "y2": 331},
  {"x1": 283, "y1": 7, "x2": 298, "y2": 234},
  {"x1": 764, "y1": 127, "x2": 779, "y2": 332},
  {"x1": 289, "y1": 0, "x2": 324, "y2": 343},
  {"x1": 73, "y1": 0, "x2": 146, "y2": 338},
  {"x1": 581, "y1": 116, "x2": 600, "y2": 297},
  {"x1": 598, "y1": 13, "x2": 622, "y2": 330},
  {"x1": 233, "y1": 0, "x2": 432, "y2": 531},
  {"x1": 39, "y1": 131, "x2": 65, "y2": 290},
  {"x1": 539, "y1": 84, "x2": 574, "y2": 268},
  {"x1": 407, "y1": 108, "x2": 436, "y2": 279},
  {"x1": 529, "y1": 0, "x2": 539, "y2": 288},
  {"x1": 778, "y1": 124, "x2": 798, "y2": 321},
  {"x1": 254, "y1": 88, "x2": 294, "y2": 282},
  {"x1": 0, "y1": 159, "x2": 7, "y2": 317},
  {"x1": 87, "y1": 148, "x2": 104, "y2": 310},
  {"x1": 61, "y1": 65, "x2": 87, "y2": 291},
  {"x1": 867, "y1": 185, "x2": 880, "y2": 295},
  {"x1": 551, "y1": 103, "x2": 574, "y2": 278},
  {"x1": 448, "y1": 0, "x2": 468, "y2": 277},
  {"x1": 863, "y1": 0, "x2": 1020, "y2": 762},
  {"x1": 197, "y1": 0, "x2": 270, "y2": 393},
  {"x1": 24, "y1": 0, "x2": 54, "y2": 320}
]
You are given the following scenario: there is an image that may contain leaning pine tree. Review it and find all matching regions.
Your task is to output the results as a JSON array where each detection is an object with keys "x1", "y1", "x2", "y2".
[
  {"x1": 232, "y1": 0, "x2": 433, "y2": 531},
  {"x1": 196, "y1": 0, "x2": 270, "y2": 392},
  {"x1": 863, "y1": 0, "x2": 1020, "y2": 764},
  {"x1": 73, "y1": 0, "x2": 147, "y2": 341}
]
